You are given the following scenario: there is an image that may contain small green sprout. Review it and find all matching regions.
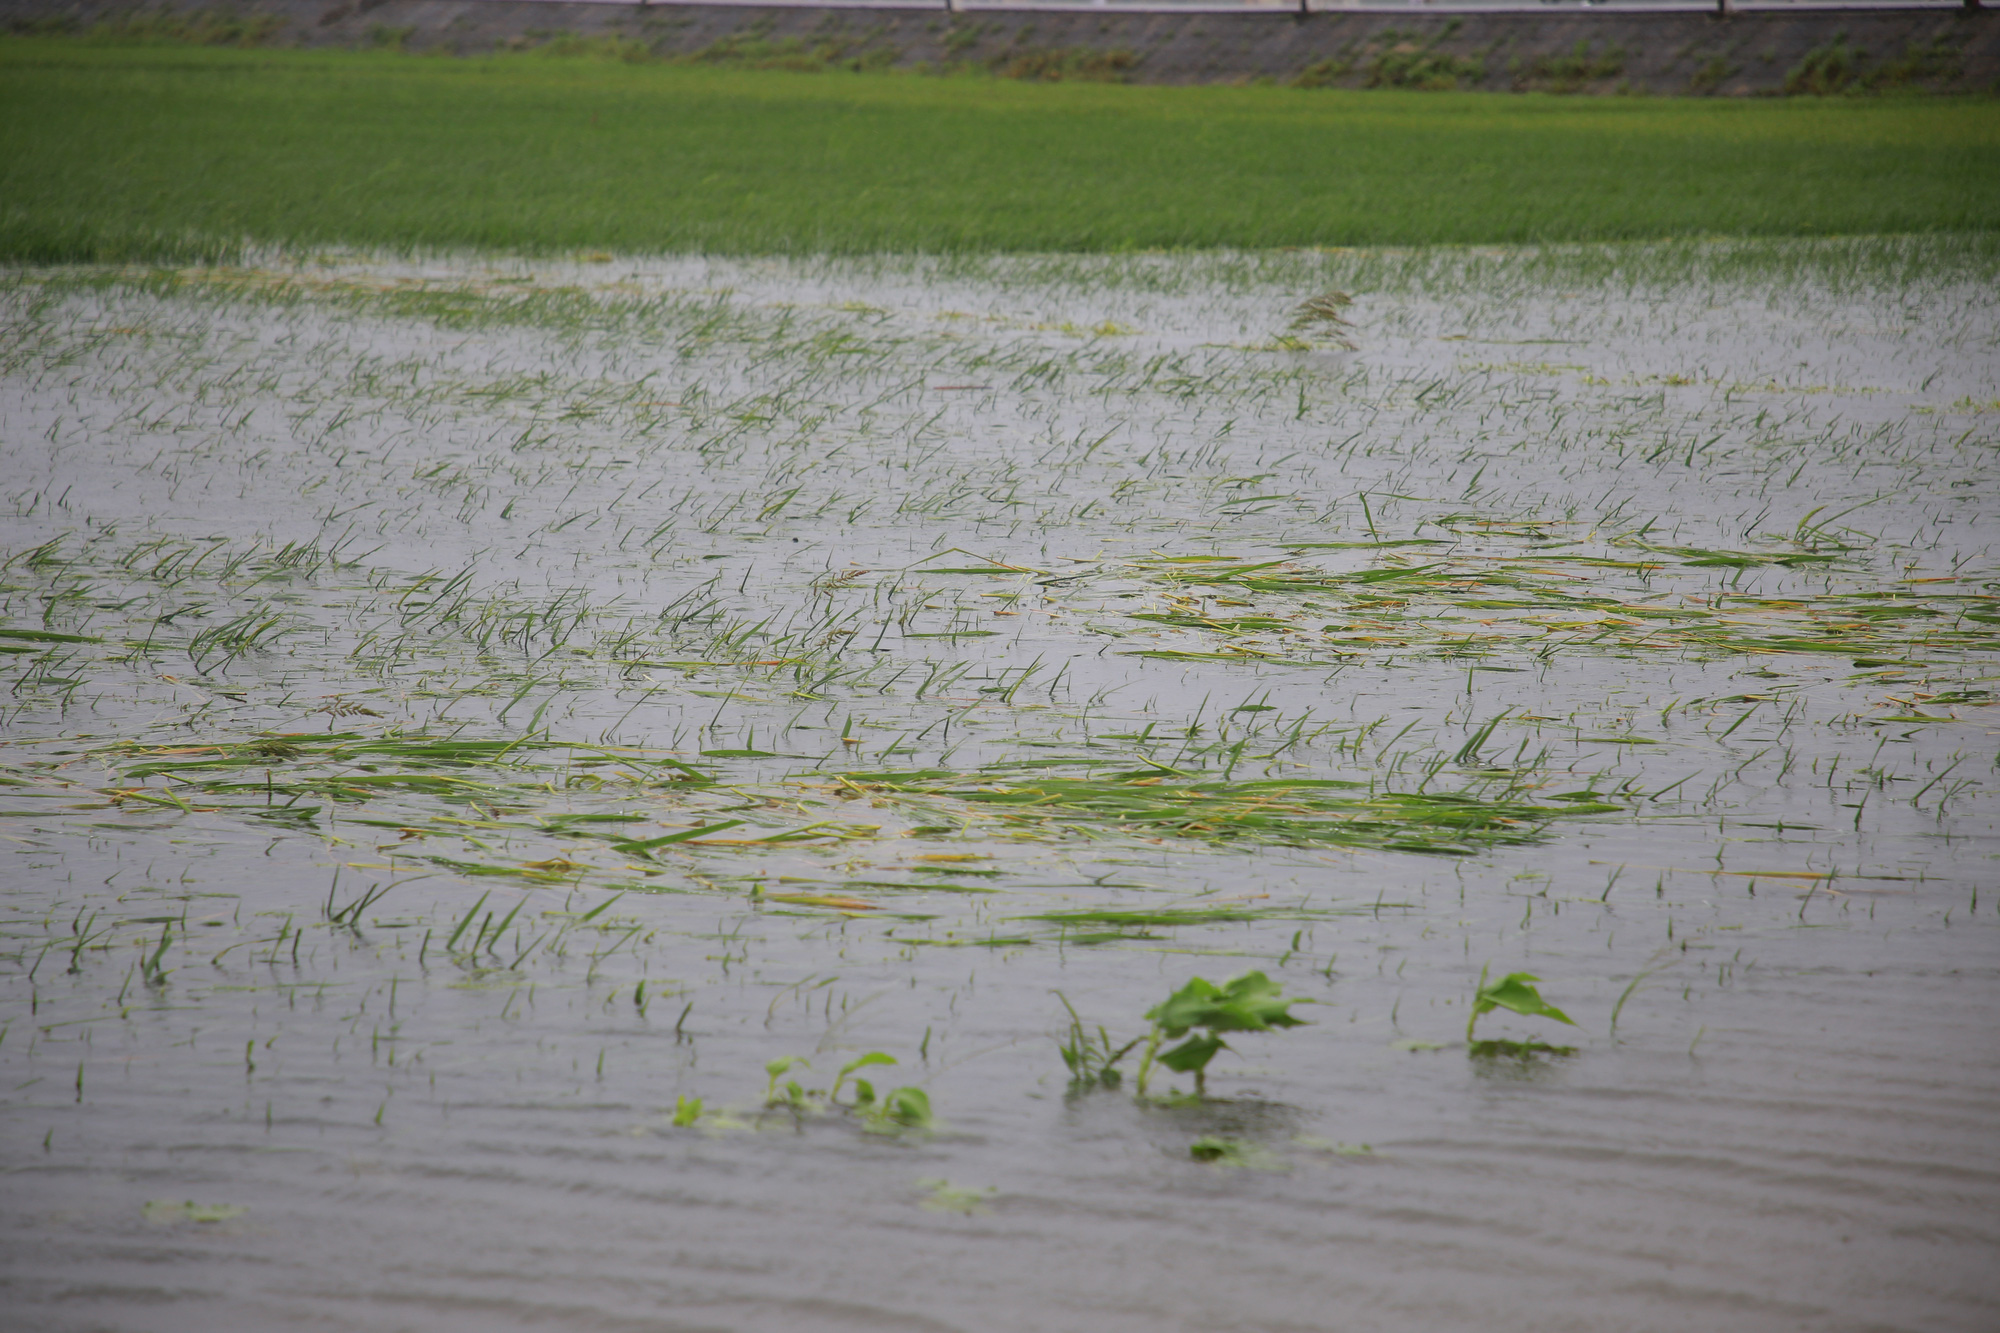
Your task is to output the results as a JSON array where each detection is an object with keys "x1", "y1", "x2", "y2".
[
  {"x1": 863, "y1": 1086, "x2": 933, "y2": 1132},
  {"x1": 1055, "y1": 991, "x2": 1142, "y2": 1092},
  {"x1": 671, "y1": 1095, "x2": 703, "y2": 1127},
  {"x1": 830, "y1": 1051, "x2": 896, "y2": 1104},
  {"x1": 1467, "y1": 966, "x2": 1578, "y2": 1057},
  {"x1": 763, "y1": 1055, "x2": 810, "y2": 1105},
  {"x1": 1134, "y1": 971, "x2": 1310, "y2": 1098},
  {"x1": 1188, "y1": 1136, "x2": 1284, "y2": 1169}
]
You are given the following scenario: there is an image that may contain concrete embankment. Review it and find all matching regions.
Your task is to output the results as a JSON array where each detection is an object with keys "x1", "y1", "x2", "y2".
[{"x1": 5, "y1": 0, "x2": 1995, "y2": 94}]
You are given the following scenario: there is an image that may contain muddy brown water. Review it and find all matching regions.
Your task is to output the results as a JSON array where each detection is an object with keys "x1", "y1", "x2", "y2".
[{"x1": 0, "y1": 240, "x2": 1996, "y2": 1331}]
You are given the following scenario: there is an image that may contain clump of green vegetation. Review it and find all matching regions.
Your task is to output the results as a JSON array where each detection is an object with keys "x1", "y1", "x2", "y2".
[
  {"x1": 863, "y1": 1086, "x2": 934, "y2": 1132},
  {"x1": 1689, "y1": 57, "x2": 1735, "y2": 95},
  {"x1": 1331, "y1": 24, "x2": 1487, "y2": 92},
  {"x1": 516, "y1": 30, "x2": 657, "y2": 63},
  {"x1": 1286, "y1": 290, "x2": 1357, "y2": 349},
  {"x1": 1787, "y1": 32, "x2": 1865, "y2": 96},
  {"x1": 1368, "y1": 46, "x2": 1485, "y2": 92},
  {"x1": 1869, "y1": 36, "x2": 1964, "y2": 91},
  {"x1": 1466, "y1": 967, "x2": 1578, "y2": 1059},
  {"x1": 835, "y1": 768, "x2": 1615, "y2": 856},
  {"x1": 1134, "y1": 971, "x2": 1310, "y2": 1098},
  {"x1": 1188, "y1": 1136, "x2": 1281, "y2": 1168},
  {"x1": 1057, "y1": 992, "x2": 1143, "y2": 1091},
  {"x1": 6, "y1": 5, "x2": 284, "y2": 47},
  {"x1": 1512, "y1": 41, "x2": 1625, "y2": 94},
  {"x1": 986, "y1": 47, "x2": 1139, "y2": 83},
  {"x1": 1762, "y1": 31, "x2": 1962, "y2": 97},
  {"x1": 749, "y1": 1052, "x2": 934, "y2": 1130},
  {"x1": 683, "y1": 24, "x2": 898, "y2": 75},
  {"x1": 763, "y1": 1054, "x2": 814, "y2": 1109},
  {"x1": 1289, "y1": 54, "x2": 1354, "y2": 89}
]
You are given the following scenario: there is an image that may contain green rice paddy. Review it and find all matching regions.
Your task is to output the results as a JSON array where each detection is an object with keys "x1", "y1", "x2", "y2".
[{"x1": 2, "y1": 40, "x2": 1997, "y2": 263}]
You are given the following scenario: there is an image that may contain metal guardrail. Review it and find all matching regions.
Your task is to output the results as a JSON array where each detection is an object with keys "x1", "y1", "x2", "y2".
[
  {"x1": 565, "y1": 0, "x2": 1979, "y2": 11},
  {"x1": 29, "y1": 0, "x2": 1973, "y2": 13}
]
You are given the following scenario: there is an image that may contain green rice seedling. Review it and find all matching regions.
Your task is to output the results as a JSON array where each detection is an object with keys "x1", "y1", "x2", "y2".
[
  {"x1": 1133, "y1": 971, "x2": 1310, "y2": 1099},
  {"x1": 1055, "y1": 992, "x2": 1142, "y2": 1092},
  {"x1": 137, "y1": 925, "x2": 172, "y2": 988},
  {"x1": 1285, "y1": 291, "x2": 1357, "y2": 350},
  {"x1": 1466, "y1": 966, "x2": 1578, "y2": 1058},
  {"x1": 324, "y1": 878, "x2": 399, "y2": 929},
  {"x1": 671, "y1": 1095, "x2": 703, "y2": 1127}
]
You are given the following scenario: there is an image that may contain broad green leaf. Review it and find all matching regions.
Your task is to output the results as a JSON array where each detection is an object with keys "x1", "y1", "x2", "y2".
[
  {"x1": 831, "y1": 1051, "x2": 897, "y2": 1102},
  {"x1": 838, "y1": 1052, "x2": 897, "y2": 1079},
  {"x1": 1471, "y1": 971, "x2": 1576, "y2": 1028},
  {"x1": 867, "y1": 1086, "x2": 932, "y2": 1130},
  {"x1": 1146, "y1": 970, "x2": 1310, "y2": 1037},
  {"x1": 1158, "y1": 1033, "x2": 1228, "y2": 1075}
]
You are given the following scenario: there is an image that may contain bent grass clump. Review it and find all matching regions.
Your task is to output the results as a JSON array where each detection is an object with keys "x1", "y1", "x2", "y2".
[
  {"x1": 1055, "y1": 973, "x2": 1311, "y2": 1100},
  {"x1": 667, "y1": 1052, "x2": 935, "y2": 1137},
  {"x1": 1057, "y1": 991, "x2": 1143, "y2": 1092},
  {"x1": 834, "y1": 768, "x2": 1615, "y2": 856},
  {"x1": 685, "y1": 1052, "x2": 937, "y2": 1133}
]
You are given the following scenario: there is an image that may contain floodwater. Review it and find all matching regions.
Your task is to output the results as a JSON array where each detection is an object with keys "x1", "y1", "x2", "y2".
[{"x1": 0, "y1": 239, "x2": 1995, "y2": 1332}]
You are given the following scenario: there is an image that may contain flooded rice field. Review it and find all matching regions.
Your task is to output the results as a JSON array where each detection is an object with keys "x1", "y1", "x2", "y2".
[{"x1": 0, "y1": 238, "x2": 1996, "y2": 1331}]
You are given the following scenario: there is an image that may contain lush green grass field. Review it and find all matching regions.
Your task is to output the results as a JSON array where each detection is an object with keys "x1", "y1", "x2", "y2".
[{"x1": 2, "y1": 39, "x2": 1995, "y2": 260}]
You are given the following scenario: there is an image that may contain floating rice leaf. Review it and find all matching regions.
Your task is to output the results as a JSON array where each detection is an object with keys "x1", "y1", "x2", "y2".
[
  {"x1": 765, "y1": 892, "x2": 879, "y2": 911},
  {"x1": 1019, "y1": 904, "x2": 1350, "y2": 927},
  {"x1": 829, "y1": 770, "x2": 1614, "y2": 855},
  {"x1": 0, "y1": 627, "x2": 101, "y2": 643}
]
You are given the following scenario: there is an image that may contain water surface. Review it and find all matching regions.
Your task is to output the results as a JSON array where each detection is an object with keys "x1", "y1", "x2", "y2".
[{"x1": 1, "y1": 239, "x2": 1995, "y2": 1331}]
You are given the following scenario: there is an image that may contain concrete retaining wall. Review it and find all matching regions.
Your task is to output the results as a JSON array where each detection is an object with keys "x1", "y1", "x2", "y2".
[{"x1": 5, "y1": 0, "x2": 1995, "y2": 94}]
